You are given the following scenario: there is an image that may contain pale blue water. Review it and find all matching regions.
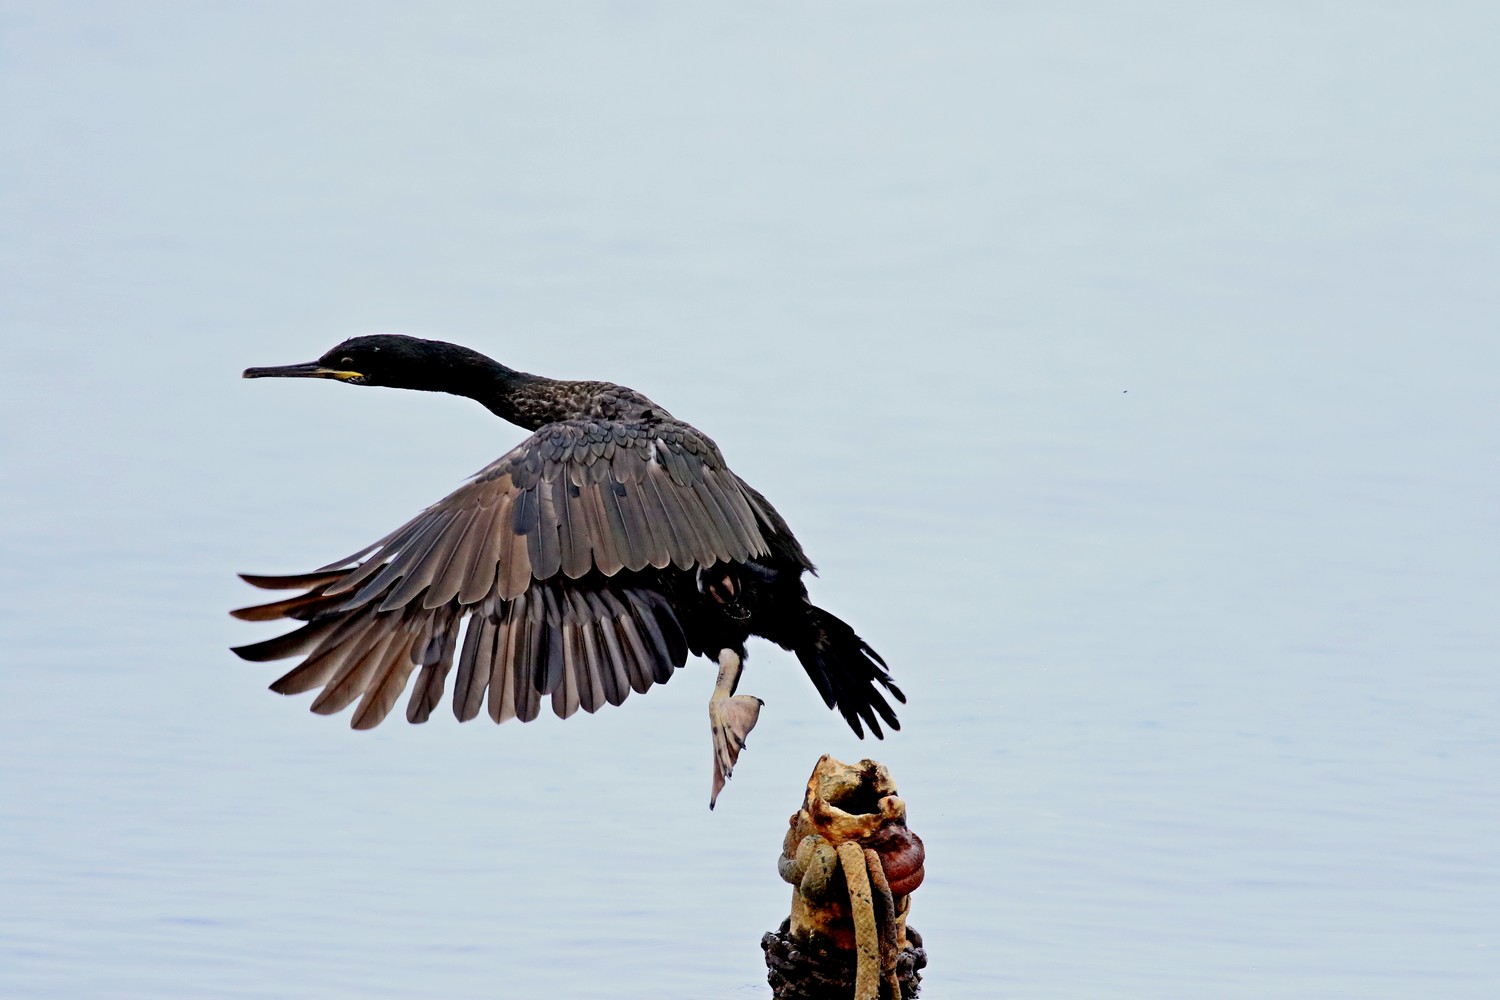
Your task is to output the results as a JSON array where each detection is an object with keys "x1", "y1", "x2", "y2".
[{"x1": 3, "y1": 3, "x2": 1498, "y2": 997}]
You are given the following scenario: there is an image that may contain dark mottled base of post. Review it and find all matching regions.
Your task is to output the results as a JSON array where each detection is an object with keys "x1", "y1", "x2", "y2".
[{"x1": 762, "y1": 919, "x2": 926, "y2": 999}]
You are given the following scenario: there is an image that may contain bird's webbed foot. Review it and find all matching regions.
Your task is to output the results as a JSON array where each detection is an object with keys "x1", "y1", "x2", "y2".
[{"x1": 708, "y1": 648, "x2": 762, "y2": 809}]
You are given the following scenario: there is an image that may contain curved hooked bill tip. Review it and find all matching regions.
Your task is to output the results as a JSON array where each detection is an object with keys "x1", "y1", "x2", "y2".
[{"x1": 243, "y1": 362, "x2": 362, "y2": 381}]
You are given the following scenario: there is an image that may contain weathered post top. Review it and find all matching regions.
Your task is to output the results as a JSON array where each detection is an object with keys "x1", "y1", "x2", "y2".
[{"x1": 763, "y1": 755, "x2": 927, "y2": 1000}]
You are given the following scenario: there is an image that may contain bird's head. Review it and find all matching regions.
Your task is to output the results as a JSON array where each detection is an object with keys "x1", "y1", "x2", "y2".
[{"x1": 243, "y1": 334, "x2": 494, "y2": 392}]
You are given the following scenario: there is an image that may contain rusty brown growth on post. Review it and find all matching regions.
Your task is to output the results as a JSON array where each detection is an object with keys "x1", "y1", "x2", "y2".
[{"x1": 762, "y1": 755, "x2": 927, "y2": 1000}]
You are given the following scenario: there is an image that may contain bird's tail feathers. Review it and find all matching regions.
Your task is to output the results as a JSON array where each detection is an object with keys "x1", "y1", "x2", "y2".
[{"x1": 794, "y1": 605, "x2": 904, "y2": 739}]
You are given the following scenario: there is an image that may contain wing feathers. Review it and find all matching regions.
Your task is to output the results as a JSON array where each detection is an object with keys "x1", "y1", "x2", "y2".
[
  {"x1": 453, "y1": 604, "x2": 496, "y2": 722},
  {"x1": 240, "y1": 570, "x2": 687, "y2": 730},
  {"x1": 351, "y1": 626, "x2": 421, "y2": 730},
  {"x1": 553, "y1": 616, "x2": 582, "y2": 720},
  {"x1": 423, "y1": 506, "x2": 489, "y2": 609},
  {"x1": 406, "y1": 612, "x2": 459, "y2": 723},
  {"x1": 497, "y1": 500, "x2": 533, "y2": 601},
  {"x1": 487, "y1": 604, "x2": 519, "y2": 724},
  {"x1": 302, "y1": 421, "x2": 773, "y2": 619},
  {"x1": 231, "y1": 617, "x2": 342, "y2": 662},
  {"x1": 239, "y1": 570, "x2": 345, "y2": 591},
  {"x1": 513, "y1": 602, "x2": 543, "y2": 723},
  {"x1": 459, "y1": 493, "x2": 510, "y2": 605},
  {"x1": 531, "y1": 482, "x2": 564, "y2": 582},
  {"x1": 229, "y1": 588, "x2": 336, "y2": 622},
  {"x1": 309, "y1": 625, "x2": 403, "y2": 716},
  {"x1": 554, "y1": 476, "x2": 589, "y2": 580},
  {"x1": 585, "y1": 590, "x2": 631, "y2": 707},
  {"x1": 320, "y1": 519, "x2": 429, "y2": 598},
  {"x1": 234, "y1": 418, "x2": 803, "y2": 731},
  {"x1": 379, "y1": 509, "x2": 476, "y2": 612}
]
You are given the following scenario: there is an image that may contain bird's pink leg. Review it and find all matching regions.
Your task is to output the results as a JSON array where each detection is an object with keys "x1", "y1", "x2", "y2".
[{"x1": 708, "y1": 648, "x2": 763, "y2": 808}]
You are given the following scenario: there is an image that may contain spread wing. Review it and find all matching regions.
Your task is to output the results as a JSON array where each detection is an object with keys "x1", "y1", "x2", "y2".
[{"x1": 231, "y1": 419, "x2": 786, "y2": 729}]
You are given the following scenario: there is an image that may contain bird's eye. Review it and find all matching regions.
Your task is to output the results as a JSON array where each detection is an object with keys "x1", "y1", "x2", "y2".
[{"x1": 340, "y1": 357, "x2": 354, "y2": 366}]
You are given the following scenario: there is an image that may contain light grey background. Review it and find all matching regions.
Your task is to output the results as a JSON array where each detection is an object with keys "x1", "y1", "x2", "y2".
[{"x1": 3, "y1": 3, "x2": 1497, "y2": 997}]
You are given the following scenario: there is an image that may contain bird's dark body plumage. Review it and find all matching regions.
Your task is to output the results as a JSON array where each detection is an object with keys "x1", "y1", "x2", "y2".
[{"x1": 233, "y1": 335, "x2": 902, "y2": 746}]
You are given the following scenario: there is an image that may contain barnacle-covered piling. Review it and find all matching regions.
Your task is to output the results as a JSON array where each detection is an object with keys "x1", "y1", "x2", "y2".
[{"x1": 762, "y1": 755, "x2": 927, "y2": 999}]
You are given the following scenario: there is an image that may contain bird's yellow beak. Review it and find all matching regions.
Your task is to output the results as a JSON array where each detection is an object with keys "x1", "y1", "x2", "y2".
[{"x1": 243, "y1": 362, "x2": 365, "y2": 383}]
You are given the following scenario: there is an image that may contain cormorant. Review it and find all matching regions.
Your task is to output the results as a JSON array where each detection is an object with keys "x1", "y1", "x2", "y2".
[{"x1": 232, "y1": 335, "x2": 902, "y2": 805}]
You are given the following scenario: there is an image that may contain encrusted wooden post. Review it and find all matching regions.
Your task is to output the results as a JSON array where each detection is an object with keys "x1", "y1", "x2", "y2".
[{"x1": 762, "y1": 755, "x2": 927, "y2": 999}]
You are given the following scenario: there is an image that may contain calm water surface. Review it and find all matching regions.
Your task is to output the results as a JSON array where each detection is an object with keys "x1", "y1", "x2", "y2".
[{"x1": 3, "y1": 4, "x2": 1498, "y2": 997}]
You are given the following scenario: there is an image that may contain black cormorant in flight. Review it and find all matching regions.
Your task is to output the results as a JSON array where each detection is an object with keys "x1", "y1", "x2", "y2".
[{"x1": 232, "y1": 335, "x2": 902, "y2": 805}]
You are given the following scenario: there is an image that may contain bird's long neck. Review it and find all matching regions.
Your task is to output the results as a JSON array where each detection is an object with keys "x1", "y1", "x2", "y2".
[{"x1": 423, "y1": 345, "x2": 583, "y2": 431}]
